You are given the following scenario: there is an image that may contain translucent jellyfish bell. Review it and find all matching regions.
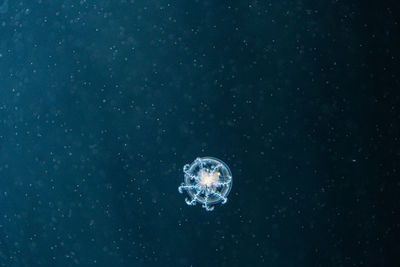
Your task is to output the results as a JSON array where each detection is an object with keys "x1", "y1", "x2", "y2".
[{"x1": 178, "y1": 157, "x2": 232, "y2": 211}]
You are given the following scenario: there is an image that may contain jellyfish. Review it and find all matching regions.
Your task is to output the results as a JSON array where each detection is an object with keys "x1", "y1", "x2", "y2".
[{"x1": 178, "y1": 157, "x2": 232, "y2": 211}]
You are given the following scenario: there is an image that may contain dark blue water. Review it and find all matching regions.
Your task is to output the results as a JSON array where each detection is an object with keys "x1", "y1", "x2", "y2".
[{"x1": 0, "y1": 1, "x2": 399, "y2": 266}]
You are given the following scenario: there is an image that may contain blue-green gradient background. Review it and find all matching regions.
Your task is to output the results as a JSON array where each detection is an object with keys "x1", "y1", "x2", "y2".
[{"x1": 0, "y1": 0, "x2": 399, "y2": 266}]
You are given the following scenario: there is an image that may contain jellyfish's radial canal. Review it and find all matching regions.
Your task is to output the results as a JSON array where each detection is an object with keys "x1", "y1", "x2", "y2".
[
  {"x1": 178, "y1": 184, "x2": 197, "y2": 194},
  {"x1": 185, "y1": 188, "x2": 203, "y2": 206},
  {"x1": 185, "y1": 172, "x2": 200, "y2": 182},
  {"x1": 202, "y1": 193, "x2": 214, "y2": 211},
  {"x1": 211, "y1": 191, "x2": 228, "y2": 204},
  {"x1": 215, "y1": 179, "x2": 232, "y2": 187}
]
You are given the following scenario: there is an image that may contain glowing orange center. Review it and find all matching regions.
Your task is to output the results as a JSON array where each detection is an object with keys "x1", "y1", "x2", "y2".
[{"x1": 200, "y1": 171, "x2": 220, "y2": 186}]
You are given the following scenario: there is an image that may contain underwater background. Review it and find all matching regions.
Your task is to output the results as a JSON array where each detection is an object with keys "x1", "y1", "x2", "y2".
[{"x1": 0, "y1": 0, "x2": 399, "y2": 266}]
